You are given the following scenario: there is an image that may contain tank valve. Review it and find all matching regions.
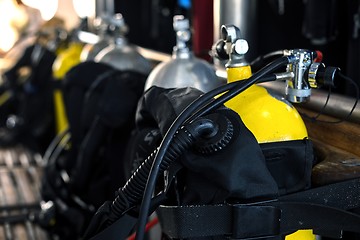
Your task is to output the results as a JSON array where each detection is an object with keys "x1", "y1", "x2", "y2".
[
  {"x1": 107, "y1": 13, "x2": 128, "y2": 35},
  {"x1": 285, "y1": 49, "x2": 314, "y2": 103},
  {"x1": 173, "y1": 15, "x2": 191, "y2": 58},
  {"x1": 285, "y1": 49, "x2": 340, "y2": 103},
  {"x1": 212, "y1": 25, "x2": 249, "y2": 68}
]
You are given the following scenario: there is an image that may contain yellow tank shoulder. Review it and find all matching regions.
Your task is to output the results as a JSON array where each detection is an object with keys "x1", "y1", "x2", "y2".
[
  {"x1": 224, "y1": 66, "x2": 308, "y2": 143},
  {"x1": 52, "y1": 42, "x2": 83, "y2": 79}
]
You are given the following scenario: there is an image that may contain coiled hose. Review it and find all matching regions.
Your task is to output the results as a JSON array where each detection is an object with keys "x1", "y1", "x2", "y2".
[{"x1": 106, "y1": 116, "x2": 227, "y2": 225}]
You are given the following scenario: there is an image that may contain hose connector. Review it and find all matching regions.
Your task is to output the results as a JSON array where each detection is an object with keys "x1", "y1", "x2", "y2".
[
  {"x1": 285, "y1": 49, "x2": 315, "y2": 103},
  {"x1": 285, "y1": 49, "x2": 340, "y2": 103}
]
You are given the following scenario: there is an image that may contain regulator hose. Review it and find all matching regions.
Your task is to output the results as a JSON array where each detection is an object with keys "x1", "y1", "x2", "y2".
[{"x1": 106, "y1": 114, "x2": 233, "y2": 226}]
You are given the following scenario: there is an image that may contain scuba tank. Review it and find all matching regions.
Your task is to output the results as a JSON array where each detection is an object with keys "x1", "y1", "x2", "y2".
[
  {"x1": 52, "y1": 41, "x2": 83, "y2": 134},
  {"x1": 94, "y1": 13, "x2": 152, "y2": 75},
  {"x1": 81, "y1": 21, "x2": 359, "y2": 239},
  {"x1": 214, "y1": 24, "x2": 308, "y2": 143},
  {"x1": 52, "y1": 42, "x2": 84, "y2": 80},
  {"x1": 80, "y1": 14, "x2": 114, "y2": 62},
  {"x1": 52, "y1": 18, "x2": 89, "y2": 79},
  {"x1": 144, "y1": 15, "x2": 223, "y2": 93},
  {"x1": 0, "y1": 28, "x2": 64, "y2": 151},
  {"x1": 213, "y1": 24, "x2": 314, "y2": 240},
  {"x1": 52, "y1": 20, "x2": 87, "y2": 134}
]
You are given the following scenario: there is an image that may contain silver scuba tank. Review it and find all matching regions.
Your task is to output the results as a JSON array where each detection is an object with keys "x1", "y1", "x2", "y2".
[
  {"x1": 144, "y1": 15, "x2": 223, "y2": 93},
  {"x1": 80, "y1": 15, "x2": 114, "y2": 61},
  {"x1": 94, "y1": 13, "x2": 152, "y2": 75}
]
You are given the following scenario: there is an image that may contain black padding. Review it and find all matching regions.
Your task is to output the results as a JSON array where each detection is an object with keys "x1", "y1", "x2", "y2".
[{"x1": 261, "y1": 139, "x2": 314, "y2": 195}]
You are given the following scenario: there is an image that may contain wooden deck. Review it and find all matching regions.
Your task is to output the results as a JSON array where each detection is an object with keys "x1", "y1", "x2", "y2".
[{"x1": 298, "y1": 107, "x2": 360, "y2": 187}]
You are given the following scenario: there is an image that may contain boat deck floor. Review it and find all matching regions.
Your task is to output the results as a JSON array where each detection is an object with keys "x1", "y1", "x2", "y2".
[{"x1": 0, "y1": 145, "x2": 51, "y2": 240}]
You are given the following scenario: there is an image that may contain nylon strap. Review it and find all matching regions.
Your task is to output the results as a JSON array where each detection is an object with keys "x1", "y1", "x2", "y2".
[{"x1": 157, "y1": 178, "x2": 360, "y2": 239}]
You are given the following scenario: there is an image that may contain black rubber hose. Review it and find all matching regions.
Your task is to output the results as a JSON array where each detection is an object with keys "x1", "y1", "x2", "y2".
[
  {"x1": 106, "y1": 118, "x2": 218, "y2": 225},
  {"x1": 250, "y1": 50, "x2": 286, "y2": 72}
]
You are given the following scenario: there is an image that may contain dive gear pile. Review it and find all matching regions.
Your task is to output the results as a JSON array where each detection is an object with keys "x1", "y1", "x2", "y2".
[
  {"x1": 83, "y1": 24, "x2": 360, "y2": 240},
  {"x1": 0, "y1": 8, "x2": 359, "y2": 240}
]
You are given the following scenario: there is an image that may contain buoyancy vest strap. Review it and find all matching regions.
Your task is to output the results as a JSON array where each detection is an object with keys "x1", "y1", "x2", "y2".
[
  {"x1": 157, "y1": 203, "x2": 281, "y2": 239},
  {"x1": 157, "y1": 178, "x2": 360, "y2": 239},
  {"x1": 158, "y1": 202, "x2": 360, "y2": 239},
  {"x1": 280, "y1": 177, "x2": 360, "y2": 210}
]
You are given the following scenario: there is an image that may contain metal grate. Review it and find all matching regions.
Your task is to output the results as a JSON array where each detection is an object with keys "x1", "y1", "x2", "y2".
[{"x1": 0, "y1": 145, "x2": 51, "y2": 240}]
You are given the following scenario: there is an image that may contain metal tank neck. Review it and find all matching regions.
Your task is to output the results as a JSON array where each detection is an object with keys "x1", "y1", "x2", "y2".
[
  {"x1": 172, "y1": 15, "x2": 192, "y2": 59},
  {"x1": 114, "y1": 36, "x2": 128, "y2": 47},
  {"x1": 107, "y1": 13, "x2": 128, "y2": 46}
]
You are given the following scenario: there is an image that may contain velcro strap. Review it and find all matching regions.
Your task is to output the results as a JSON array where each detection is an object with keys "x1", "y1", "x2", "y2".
[{"x1": 157, "y1": 204, "x2": 280, "y2": 239}]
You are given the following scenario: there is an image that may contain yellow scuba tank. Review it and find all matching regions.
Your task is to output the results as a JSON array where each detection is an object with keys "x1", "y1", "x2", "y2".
[
  {"x1": 217, "y1": 26, "x2": 307, "y2": 143},
  {"x1": 52, "y1": 41, "x2": 84, "y2": 134},
  {"x1": 53, "y1": 42, "x2": 83, "y2": 79},
  {"x1": 226, "y1": 66, "x2": 308, "y2": 143},
  {"x1": 216, "y1": 25, "x2": 314, "y2": 240}
]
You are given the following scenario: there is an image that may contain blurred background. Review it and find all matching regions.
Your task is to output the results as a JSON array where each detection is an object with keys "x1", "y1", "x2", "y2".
[
  {"x1": 0, "y1": 1, "x2": 359, "y2": 239},
  {"x1": 0, "y1": 0, "x2": 359, "y2": 96}
]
